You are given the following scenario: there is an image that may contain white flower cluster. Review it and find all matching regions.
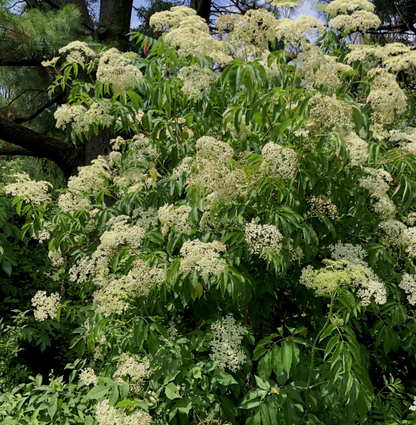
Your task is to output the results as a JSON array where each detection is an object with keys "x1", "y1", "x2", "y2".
[
  {"x1": 79, "y1": 367, "x2": 99, "y2": 386},
  {"x1": 308, "y1": 195, "x2": 339, "y2": 220},
  {"x1": 329, "y1": 242, "x2": 387, "y2": 306},
  {"x1": 244, "y1": 222, "x2": 283, "y2": 257},
  {"x1": 180, "y1": 239, "x2": 227, "y2": 277},
  {"x1": 407, "y1": 213, "x2": 416, "y2": 226},
  {"x1": 379, "y1": 219, "x2": 407, "y2": 247},
  {"x1": 346, "y1": 42, "x2": 416, "y2": 73},
  {"x1": 269, "y1": 0, "x2": 301, "y2": 7},
  {"x1": 330, "y1": 242, "x2": 367, "y2": 266},
  {"x1": 58, "y1": 41, "x2": 96, "y2": 65},
  {"x1": 149, "y1": 6, "x2": 196, "y2": 32},
  {"x1": 93, "y1": 259, "x2": 165, "y2": 316},
  {"x1": 328, "y1": 10, "x2": 381, "y2": 33},
  {"x1": 158, "y1": 204, "x2": 192, "y2": 236},
  {"x1": 399, "y1": 273, "x2": 416, "y2": 305},
  {"x1": 132, "y1": 207, "x2": 158, "y2": 230},
  {"x1": 54, "y1": 104, "x2": 86, "y2": 131},
  {"x1": 324, "y1": 0, "x2": 380, "y2": 33},
  {"x1": 113, "y1": 354, "x2": 151, "y2": 394},
  {"x1": 308, "y1": 93, "x2": 353, "y2": 135},
  {"x1": 111, "y1": 134, "x2": 159, "y2": 193},
  {"x1": 95, "y1": 400, "x2": 152, "y2": 425},
  {"x1": 344, "y1": 132, "x2": 368, "y2": 166},
  {"x1": 186, "y1": 137, "x2": 247, "y2": 202},
  {"x1": 155, "y1": 10, "x2": 232, "y2": 66},
  {"x1": 325, "y1": 0, "x2": 375, "y2": 16},
  {"x1": 389, "y1": 128, "x2": 416, "y2": 155},
  {"x1": 410, "y1": 396, "x2": 416, "y2": 412},
  {"x1": 31, "y1": 291, "x2": 61, "y2": 321},
  {"x1": 275, "y1": 16, "x2": 325, "y2": 46},
  {"x1": 209, "y1": 315, "x2": 246, "y2": 372},
  {"x1": 260, "y1": 142, "x2": 297, "y2": 180},
  {"x1": 300, "y1": 260, "x2": 365, "y2": 295},
  {"x1": 404, "y1": 227, "x2": 416, "y2": 258},
  {"x1": 97, "y1": 48, "x2": 143, "y2": 93},
  {"x1": 58, "y1": 156, "x2": 112, "y2": 213},
  {"x1": 359, "y1": 167, "x2": 396, "y2": 218},
  {"x1": 4, "y1": 172, "x2": 52, "y2": 205},
  {"x1": 357, "y1": 278, "x2": 387, "y2": 306},
  {"x1": 69, "y1": 217, "x2": 147, "y2": 285},
  {"x1": 178, "y1": 65, "x2": 216, "y2": 101},
  {"x1": 367, "y1": 68, "x2": 407, "y2": 126},
  {"x1": 55, "y1": 101, "x2": 113, "y2": 133},
  {"x1": 300, "y1": 259, "x2": 386, "y2": 305},
  {"x1": 298, "y1": 45, "x2": 353, "y2": 94},
  {"x1": 33, "y1": 220, "x2": 52, "y2": 244},
  {"x1": 217, "y1": 10, "x2": 278, "y2": 57},
  {"x1": 48, "y1": 249, "x2": 64, "y2": 268},
  {"x1": 196, "y1": 136, "x2": 234, "y2": 163},
  {"x1": 41, "y1": 57, "x2": 59, "y2": 68}
]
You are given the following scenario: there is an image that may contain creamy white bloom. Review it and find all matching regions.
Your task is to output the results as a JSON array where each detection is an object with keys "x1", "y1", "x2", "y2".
[
  {"x1": 308, "y1": 195, "x2": 339, "y2": 220},
  {"x1": 367, "y1": 68, "x2": 407, "y2": 126},
  {"x1": 180, "y1": 239, "x2": 226, "y2": 276},
  {"x1": 404, "y1": 227, "x2": 416, "y2": 258},
  {"x1": 41, "y1": 57, "x2": 59, "y2": 67},
  {"x1": 58, "y1": 41, "x2": 96, "y2": 65},
  {"x1": 325, "y1": 0, "x2": 375, "y2": 16},
  {"x1": 159, "y1": 13, "x2": 232, "y2": 66},
  {"x1": 330, "y1": 242, "x2": 367, "y2": 266},
  {"x1": 217, "y1": 10, "x2": 278, "y2": 57},
  {"x1": 54, "y1": 104, "x2": 86, "y2": 131},
  {"x1": 31, "y1": 291, "x2": 61, "y2": 321},
  {"x1": 379, "y1": 219, "x2": 407, "y2": 247},
  {"x1": 269, "y1": 0, "x2": 301, "y2": 7},
  {"x1": 149, "y1": 6, "x2": 198, "y2": 32},
  {"x1": 97, "y1": 48, "x2": 143, "y2": 92},
  {"x1": 244, "y1": 222, "x2": 283, "y2": 257},
  {"x1": 95, "y1": 400, "x2": 152, "y2": 425},
  {"x1": 210, "y1": 315, "x2": 246, "y2": 372},
  {"x1": 328, "y1": 10, "x2": 381, "y2": 33},
  {"x1": 410, "y1": 396, "x2": 416, "y2": 412},
  {"x1": 178, "y1": 65, "x2": 216, "y2": 101},
  {"x1": 359, "y1": 167, "x2": 396, "y2": 218},
  {"x1": 196, "y1": 136, "x2": 234, "y2": 163},
  {"x1": 260, "y1": 142, "x2": 297, "y2": 180},
  {"x1": 329, "y1": 243, "x2": 387, "y2": 306},
  {"x1": 113, "y1": 354, "x2": 151, "y2": 394},
  {"x1": 158, "y1": 204, "x2": 192, "y2": 236},
  {"x1": 4, "y1": 173, "x2": 52, "y2": 205},
  {"x1": 344, "y1": 132, "x2": 368, "y2": 166},
  {"x1": 308, "y1": 93, "x2": 353, "y2": 135},
  {"x1": 48, "y1": 249, "x2": 64, "y2": 268},
  {"x1": 346, "y1": 42, "x2": 416, "y2": 73},
  {"x1": 399, "y1": 273, "x2": 416, "y2": 305},
  {"x1": 275, "y1": 16, "x2": 325, "y2": 45},
  {"x1": 80, "y1": 367, "x2": 99, "y2": 386}
]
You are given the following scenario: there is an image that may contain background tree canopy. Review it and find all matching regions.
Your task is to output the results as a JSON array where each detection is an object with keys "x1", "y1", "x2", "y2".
[{"x1": 2, "y1": 0, "x2": 416, "y2": 424}]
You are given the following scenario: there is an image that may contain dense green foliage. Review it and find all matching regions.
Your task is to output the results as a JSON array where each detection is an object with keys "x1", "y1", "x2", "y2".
[{"x1": 3, "y1": 3, "x2": 416, "y2": 425}]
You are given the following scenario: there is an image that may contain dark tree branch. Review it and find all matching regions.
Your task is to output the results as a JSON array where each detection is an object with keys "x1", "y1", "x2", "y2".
[
  {"x1": 0, "y1": 117, "x2": 83, "y2": 178},
  {"x1": 0, "y1": 54, "x2": 43, "y2": 67},
  {"x1": 0, "y1": 146, "x2": 41, "y2": 156},
  {"x1": 13, "y1": 91, "x2": 65, "y2": 124},
  {"x1": 1, "y1": 89, "x2": 44, "y2": 110}
]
